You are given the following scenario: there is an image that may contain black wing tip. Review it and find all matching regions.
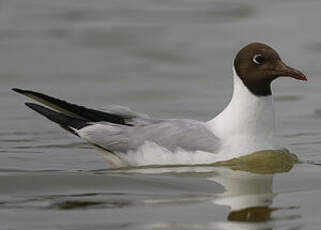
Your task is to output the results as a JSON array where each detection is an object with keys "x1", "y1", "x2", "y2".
[
  {"x1": 12, "y1": 88, "x2": 25, "y2": 93},
  {"x1": 24, "y1": 102, "x2": 89, "y2": 130},
  {"x1": 24, "y1": 102, "x2": 53, "y2": 117},
  {"x1": 25, "y1": 102, "x2": 42, "y2": 110},
  {"x1": 25, "y1": 102, "x2": 82, "y2": 136},
  {"x1": 15, "y1": 88, "x2": 128, "y2": 126},
  {"x1": 13, "y1": 88, "x2": 39, "y2": 95}
]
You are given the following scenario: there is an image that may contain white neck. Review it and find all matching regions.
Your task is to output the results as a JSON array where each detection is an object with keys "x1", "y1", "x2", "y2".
[{"x1": 208, "y1": 68, "x2": 276, "y2": 156}]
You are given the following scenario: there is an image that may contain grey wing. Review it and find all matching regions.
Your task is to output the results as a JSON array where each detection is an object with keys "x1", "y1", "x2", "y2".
[
  {"x1": 12, "y1": 88, "x2": 219, "y2": 153},
  {"x1": 78, "y1": 119, "x2": 221, "y2": 153},
  {"x1": 100, "y1": 105, "x2": 152, "y2": 126},
  {"x1": 100, "y1": 105, "x2": 151, "y2": 120}
]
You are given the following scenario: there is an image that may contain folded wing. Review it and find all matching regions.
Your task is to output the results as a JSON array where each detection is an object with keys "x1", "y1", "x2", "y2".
[
  {"x1": 14, "y1": 88, "x2": 220, "y2": 155},
  {"x1": 79, "y1": 119, "x2": 220, "y2": 154}
]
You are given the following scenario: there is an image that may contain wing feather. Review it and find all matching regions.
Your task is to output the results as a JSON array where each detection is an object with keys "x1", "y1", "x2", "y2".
[{"x1": 78, "y1": 119, "x2": 220, "y2": 153}]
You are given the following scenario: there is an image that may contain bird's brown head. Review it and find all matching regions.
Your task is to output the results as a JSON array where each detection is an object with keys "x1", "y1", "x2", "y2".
[{"x1": 234, "y1": 42, "x2": 307, "y2": 96}]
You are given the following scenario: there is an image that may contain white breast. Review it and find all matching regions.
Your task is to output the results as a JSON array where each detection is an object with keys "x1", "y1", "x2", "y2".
[{"x1": 208, "y1": 68, "x2": 278, "y2": 158}]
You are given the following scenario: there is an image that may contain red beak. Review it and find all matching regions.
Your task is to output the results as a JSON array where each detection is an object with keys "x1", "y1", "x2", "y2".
[{"x1": 276, "y1": 61, "x2": 307, "y2": 81}]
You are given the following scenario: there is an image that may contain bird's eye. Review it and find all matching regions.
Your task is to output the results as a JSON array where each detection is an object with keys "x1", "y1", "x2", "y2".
[{"x1": 252, "y1": 54, "x2": 264, "y2": 65}]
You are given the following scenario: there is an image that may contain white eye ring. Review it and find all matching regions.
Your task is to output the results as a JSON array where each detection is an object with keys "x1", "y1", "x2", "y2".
[{"x1": 253, "y1": 54, "x2": 264, "y2": 64}]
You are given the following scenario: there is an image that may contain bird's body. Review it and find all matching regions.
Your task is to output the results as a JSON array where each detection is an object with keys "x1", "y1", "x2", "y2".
[{"x1": 13, "y1": 43, "x2": 307, "y2": 168}]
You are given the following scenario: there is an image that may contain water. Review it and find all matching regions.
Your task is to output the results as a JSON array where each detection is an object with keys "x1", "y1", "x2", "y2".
[{"x1": 1, "y1": 0, "x2": 321, "y2": 229}]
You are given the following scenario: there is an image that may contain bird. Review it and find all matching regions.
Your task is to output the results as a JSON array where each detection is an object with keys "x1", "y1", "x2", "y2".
[{"x1": 13, "y1": 42, "x2": 307, "y2": 168}]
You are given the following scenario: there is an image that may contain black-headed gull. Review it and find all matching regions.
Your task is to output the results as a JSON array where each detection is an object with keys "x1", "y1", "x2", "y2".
[{"x1": 13, "y1": 43, "x2": 307, "y2": 167}]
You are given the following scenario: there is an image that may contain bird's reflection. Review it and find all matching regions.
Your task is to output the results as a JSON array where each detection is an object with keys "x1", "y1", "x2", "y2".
[
  {"x1": 208, "y1": 166, "x2": 275, "y2": 230},
  {"x1": 210, "y1": 167, "x2": 274, "y2": 220},
  {"x1": 106, "y1": 149, "x2": 298, "y2": 229},
  {"x1": 210, "y1": 150, "x2": 297, "y2": 229}
]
